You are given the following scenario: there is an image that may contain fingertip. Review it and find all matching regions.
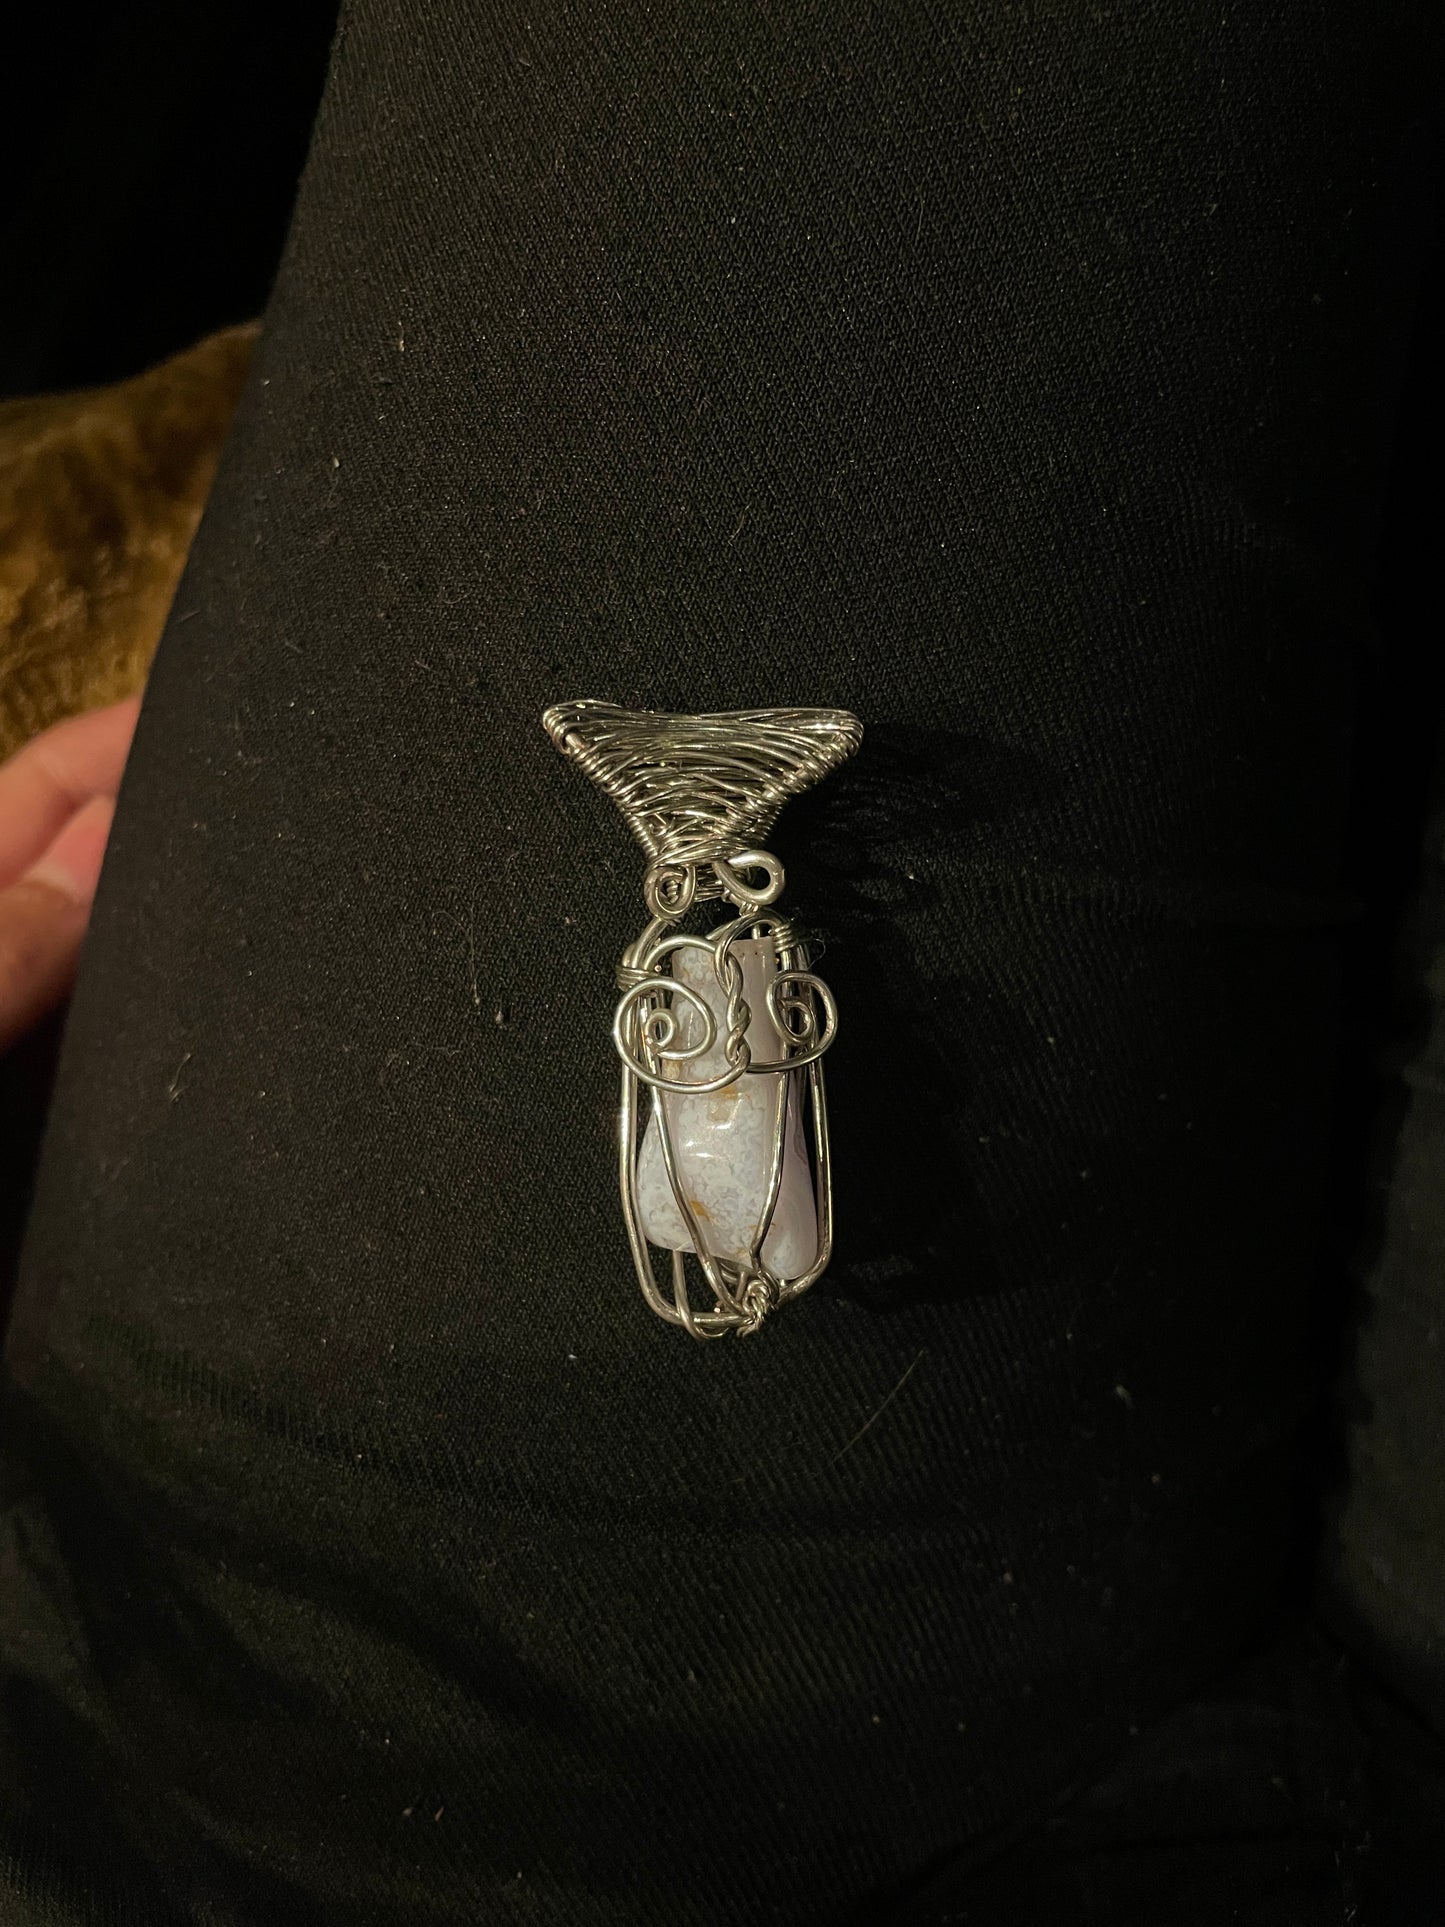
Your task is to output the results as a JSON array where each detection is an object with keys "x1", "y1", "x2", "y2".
[{"x1": 24, "y1": 794, "x2": 118, "y2": 908}]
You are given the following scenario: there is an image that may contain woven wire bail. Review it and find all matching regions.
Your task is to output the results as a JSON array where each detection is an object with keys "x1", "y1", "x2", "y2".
[{"x1": 543, "y1": 702, "x2": 862, "y2": 886}]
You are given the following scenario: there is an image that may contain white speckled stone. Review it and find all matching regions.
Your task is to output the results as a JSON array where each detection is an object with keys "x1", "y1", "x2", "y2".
[{"x1": 636, "y1": 936, "x2": 818, "y2": 1278}]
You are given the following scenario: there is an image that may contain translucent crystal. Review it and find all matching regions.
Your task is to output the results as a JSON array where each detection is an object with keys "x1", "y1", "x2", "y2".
[{"x1": 636, "y1": 936, "x2": 818, "y2": 1277}]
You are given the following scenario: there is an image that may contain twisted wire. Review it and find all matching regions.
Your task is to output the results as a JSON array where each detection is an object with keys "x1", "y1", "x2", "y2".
[{"x1": 542, "y1": 701, "x2": 862, "y2": 869}]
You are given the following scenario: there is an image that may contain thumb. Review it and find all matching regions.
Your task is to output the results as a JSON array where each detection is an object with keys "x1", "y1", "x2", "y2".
[{"x1": 0, "y1": 794, "x2": 116, "y2": 1056}]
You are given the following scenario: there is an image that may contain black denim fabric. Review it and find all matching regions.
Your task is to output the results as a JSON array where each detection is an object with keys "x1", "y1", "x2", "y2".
[{"x1": 2, "y1": 3, "x2": 1443, "y2": 1921}]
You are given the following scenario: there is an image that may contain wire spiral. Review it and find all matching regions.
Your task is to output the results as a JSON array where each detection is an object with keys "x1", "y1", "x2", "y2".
[{"x1": 542, "y1": 701, "x2": 862, "y2": 892}]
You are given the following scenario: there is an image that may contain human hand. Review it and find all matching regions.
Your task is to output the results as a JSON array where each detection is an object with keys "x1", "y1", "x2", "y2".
[{"x1": 0, "y1": 697, "x2": 139, "y2": 1054}]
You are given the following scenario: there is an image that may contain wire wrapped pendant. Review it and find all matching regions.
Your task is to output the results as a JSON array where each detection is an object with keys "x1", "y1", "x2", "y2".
[{"x1": 543, "y1": 701, "x2": 863, "y2": 1339}]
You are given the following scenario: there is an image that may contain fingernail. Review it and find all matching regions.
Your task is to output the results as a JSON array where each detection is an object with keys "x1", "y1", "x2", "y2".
[{"x1": 25, "y1": 795, "x2": 117, "y2": 906}]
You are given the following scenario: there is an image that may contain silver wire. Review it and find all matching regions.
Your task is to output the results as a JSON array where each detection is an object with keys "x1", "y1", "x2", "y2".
[{"x1": 544, "y1": 699, "x2": 861, "y2": 1338}]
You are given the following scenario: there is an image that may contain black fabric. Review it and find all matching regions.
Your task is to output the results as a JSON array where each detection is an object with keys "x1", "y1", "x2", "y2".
[
  {"x1": 1317, "y1": 233, "x2": 1445, "y2": 1754},
  {"x1": 2, "y1": 3, "x2": 1443, "y2": 1920},
  {"x1": 1324, "y1": 728, "x2": 1445, "y2": 1739}
]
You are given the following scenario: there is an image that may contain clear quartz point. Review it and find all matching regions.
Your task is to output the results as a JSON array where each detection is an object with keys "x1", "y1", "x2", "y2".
[{"x1": 636, "y1": 936, "x2": 819, "y2": 1278}]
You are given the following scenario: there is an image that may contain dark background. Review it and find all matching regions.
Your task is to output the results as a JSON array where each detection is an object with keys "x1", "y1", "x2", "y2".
[{"x1": 2, "y1": 3, "x2": 339, "y2": 396}]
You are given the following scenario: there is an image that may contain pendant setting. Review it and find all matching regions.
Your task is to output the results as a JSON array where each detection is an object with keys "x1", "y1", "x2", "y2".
[{"x1": 543, "y1": 701, "x2": 862, "y2": 1339}]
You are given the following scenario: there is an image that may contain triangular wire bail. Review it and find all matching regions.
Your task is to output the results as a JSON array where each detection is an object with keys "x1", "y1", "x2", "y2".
[{"x1": 541, "y1": 701, "x2": 863, "y2": 867}]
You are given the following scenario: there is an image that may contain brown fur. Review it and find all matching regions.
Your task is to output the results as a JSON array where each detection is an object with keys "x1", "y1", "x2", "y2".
[{"x1": 0, "y1": 323, "x2": 258, "y2": 759}]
